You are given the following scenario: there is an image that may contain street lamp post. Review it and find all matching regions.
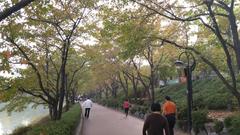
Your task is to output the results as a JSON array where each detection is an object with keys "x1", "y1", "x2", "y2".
[{"x1": 175, "y1": 51, "x2": 196, "y2": 134}]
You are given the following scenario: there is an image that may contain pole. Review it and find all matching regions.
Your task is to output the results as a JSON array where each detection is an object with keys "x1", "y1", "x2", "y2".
[
  {"x1": 186, "y1": 66, "x2": 193, "y2": 134},
  {"x1": 176, "y1": 51, "x2": 195, "y2": 134}
]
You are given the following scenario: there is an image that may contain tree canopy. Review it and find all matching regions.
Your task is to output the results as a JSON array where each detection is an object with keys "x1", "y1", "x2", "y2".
[{"x1": 1, "y1": 0, "x2": 240, "y2": 118}]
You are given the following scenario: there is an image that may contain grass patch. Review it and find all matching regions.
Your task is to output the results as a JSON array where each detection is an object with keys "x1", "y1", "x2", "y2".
[{"x1": 11, "y1": 104, "x2": 81, "y2": 135}]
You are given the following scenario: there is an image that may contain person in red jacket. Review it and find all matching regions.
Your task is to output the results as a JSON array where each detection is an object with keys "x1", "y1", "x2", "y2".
[{"x1": 123, "y1": 99, "x2": 130, "y2": 118}]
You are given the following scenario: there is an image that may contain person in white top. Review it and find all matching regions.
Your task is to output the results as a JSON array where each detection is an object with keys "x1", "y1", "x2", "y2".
[{"x1": 82, "y1": 98, "x2": 93, "y2": 118}]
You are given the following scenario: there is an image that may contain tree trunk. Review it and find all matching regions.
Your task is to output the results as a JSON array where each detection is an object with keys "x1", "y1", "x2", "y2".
[
  {"x1": 228, "y1": 10, "x2": 240, "y2": 72},
  {"x1": 144, "y1": 86, "x2": 151, "y2": 102},
  {"x1": 111, "y1": 81, "x2": 118, "y2": 98},
  {"x1": 50, "y1": 103, "x2": 58, "y2": 120},
  {"x1": 236, "y1": 95, "x2": 240, "y2": 110},
  {"x1": 105, "y1": 89, "x2": 109, "y2": 98},
  {"x1": 65, "y1": 74, "x2": 70, "y2": 111},
  {"x1": 70, "y1": 89, "x2": 76, "y2": 104},
  {"x1": 65, "y1": 89, "x2": 70, "y2": 111},
  {"x1": 150, "y1": 80, "x2": 155, "y2": 103},
  {"x1": 49, "y1": 104, "x2": 53, "y2": 119},
  {"x1": 57, "y1": 70, "x2": 66, "y2": 119},
  {"x1": 99, "y1": 89, "x2": 102, "y2": 99},
  {"x1": 118, "y1": 72, "x2": 129, "y2": 98},
  {"x1": 132, "y1": 76, "x2": 138, "y2": 99},
  {"x1": 111, "y1": 89, "x2": 117, "y2": 98},
  {"x1": 150, "y1": 69, "x2": 155, "y2": 103},
  {"x1": 57, "y1": 50, "x2": 67, "y2": 119}
]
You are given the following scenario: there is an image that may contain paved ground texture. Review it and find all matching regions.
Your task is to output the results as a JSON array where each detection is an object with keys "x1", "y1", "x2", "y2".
[{"x1": 81, "y1": 103, "x2": 187, "y2": 135}]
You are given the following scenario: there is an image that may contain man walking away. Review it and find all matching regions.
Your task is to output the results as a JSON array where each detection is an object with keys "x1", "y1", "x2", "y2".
[
  {"x1": 163, "y1": 96, "x2": 177, "y2": 135},
  {"x1": 143, "y1": 102, "x2": 170, "y2": 135},
  {"x1": 82, "y1": 97, "x2": 93, "y2": 118}
]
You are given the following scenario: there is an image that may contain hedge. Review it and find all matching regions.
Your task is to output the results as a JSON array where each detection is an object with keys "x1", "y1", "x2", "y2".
[
  {"x1": 192, "y1": 110, "x2": 208, "y2": 134},
  {"x1": 224, "y1": 114, "x2": 240, "y2": 135},
  {"x1": 25, "y1": 104, "x2": 81, "y2": 135}
]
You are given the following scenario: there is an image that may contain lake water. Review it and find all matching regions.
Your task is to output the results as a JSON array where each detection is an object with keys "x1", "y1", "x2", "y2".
[{"x1": 0, "y1": 103, "x2": 48, "y2": 135}]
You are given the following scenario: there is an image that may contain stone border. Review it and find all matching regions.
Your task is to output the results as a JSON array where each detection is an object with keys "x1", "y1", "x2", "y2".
[{"x1": 74, "y1": 103, "x2": 84, "y2": 135}]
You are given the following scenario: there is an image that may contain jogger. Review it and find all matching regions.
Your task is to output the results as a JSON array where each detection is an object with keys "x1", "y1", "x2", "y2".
[{"x1": 123, "y1": 99, "x2": 130, "y2": 117}]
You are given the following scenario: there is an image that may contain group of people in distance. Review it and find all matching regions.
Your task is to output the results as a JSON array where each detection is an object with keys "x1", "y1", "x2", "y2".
[{"x1": 82, "y1": 96, "x2": 176, "y2": 135}]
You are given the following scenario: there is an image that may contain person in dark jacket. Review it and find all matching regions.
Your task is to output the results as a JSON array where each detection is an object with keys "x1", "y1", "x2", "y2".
[{"x1": 143, "y1": 102, "x2": 170, "y2": 135}]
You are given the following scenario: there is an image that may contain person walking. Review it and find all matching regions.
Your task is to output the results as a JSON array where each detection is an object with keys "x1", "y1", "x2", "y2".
[
  {"x1": 162, "y1": 96, "x2": 177, "y2": 135},
  {"x1": 143, "y1": 102, "x2": 170, "y2": 135},
  {"x1": 82, "y1": 97, "x2": 93, "y2": 118},
  {"x1": 123, "y1": 99, "x2": 130, "y2": 118}
]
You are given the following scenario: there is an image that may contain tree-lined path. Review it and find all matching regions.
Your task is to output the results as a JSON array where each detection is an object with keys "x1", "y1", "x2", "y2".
[
  {"x1": 81, "y1": 103, "x2": 187, "y2": 135},
  {"x1": 82, "y1": 103, "x2": 142, "y2": 135}
]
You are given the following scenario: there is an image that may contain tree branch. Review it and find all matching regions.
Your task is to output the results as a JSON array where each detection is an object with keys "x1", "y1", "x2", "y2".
[
  {"x1": 0, "y1": 0, "x2": 35, "y2": 22},
  {"x1": 154, "y1": 36, "x2": 236, "y2": 91},
  {"x1": 6, "y1": 37, "x2": 55, "y2": 102},
  {"x1": 18, "y1": 87, "x2": 51, "y2": 105}
]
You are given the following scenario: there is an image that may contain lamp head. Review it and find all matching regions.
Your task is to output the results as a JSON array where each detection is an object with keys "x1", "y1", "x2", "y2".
[{"x1": 175, "y1": 60, "x2": 186, "y2": 69}]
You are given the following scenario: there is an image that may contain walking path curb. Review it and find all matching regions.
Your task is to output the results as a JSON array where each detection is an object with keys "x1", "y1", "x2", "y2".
[{"x1": 74, "y1": 103, "x2": 84, "y2": 135}]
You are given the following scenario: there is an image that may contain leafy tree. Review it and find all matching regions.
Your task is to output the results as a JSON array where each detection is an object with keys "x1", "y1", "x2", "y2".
[
  {"x1": 97, "y1": 6, "x2": 180, "y2": 102},
  {"x1": 0, "y1": 0, "x2": 98, "y2": 120},
  {"x1": 129, "y1": 0, "x2": 240, "y2": 108}
]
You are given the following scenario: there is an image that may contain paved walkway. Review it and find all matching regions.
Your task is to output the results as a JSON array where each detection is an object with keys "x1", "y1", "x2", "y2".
[
  {"x1": 81, "y1": 104, "x2": 187, "y2": 135},
  {"x1": 82, "y1": 104, "x2": 142, "y2": 135}
]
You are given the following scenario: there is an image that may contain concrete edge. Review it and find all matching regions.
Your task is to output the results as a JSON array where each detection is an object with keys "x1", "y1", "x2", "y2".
[{"x1": 74, "y1": 103, "x2": 84, "y2": 135}]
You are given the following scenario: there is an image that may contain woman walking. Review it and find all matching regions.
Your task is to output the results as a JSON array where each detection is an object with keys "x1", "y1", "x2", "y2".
[{"x1": 123, "y1": 99, "x2": 130, "y2": 118}]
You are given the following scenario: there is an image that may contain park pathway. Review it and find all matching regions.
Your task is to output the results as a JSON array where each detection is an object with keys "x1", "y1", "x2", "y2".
[
  {"x1": 81, "y1": 103, "x2": 187, "y2": 135},
  {"x1": 81, "y1": 103, "x2": 142, "y2": 135}
]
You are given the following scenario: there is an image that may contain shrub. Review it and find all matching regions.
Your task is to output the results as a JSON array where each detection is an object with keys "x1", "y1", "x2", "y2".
[
  {"x1": 177, "y1": 104, "x2": 188, "y2": 120},
  {"x1": 130, "y1": 105, "x2": 140, "y2": 114},
  {"x1": 224, "y1": 115, "x2": 240, "y2": 135},
  {"x1": 156, "y1": 78, "x2": 236, "y2": 110},
  {"x1": 107, "y1": 98, "x2": 121, "y2": 108},
  {"x1": 177, "y1": 120, "x2": 188, "y2": 132},
  {"x1": 97, "y1": 98, "x2": 122, "y2": 109},
  {"x1": 98, "y1": 98, "x2": 108, "y2": 106},
  {"x1": 129, "y1": 104, "x2": 148, "y2": 119},
  {"x1": 26, "y1": 104, "x2": 81, "y2": 135},
  {"x1": 214, "y1": 120, "x2": 224, "y2": 133},
  {"x1": 192, "y1": 110, "x2": 208, "y2": 134},
  {"x1": 131, "y1": 98, "x2": 144, "y2": 105},
  {"x1": 224, "y1": 116, "x2": 233, "y2": 128},
  {"x1": 206, "y1": 95, "x2": 229, "y2": 110}
]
